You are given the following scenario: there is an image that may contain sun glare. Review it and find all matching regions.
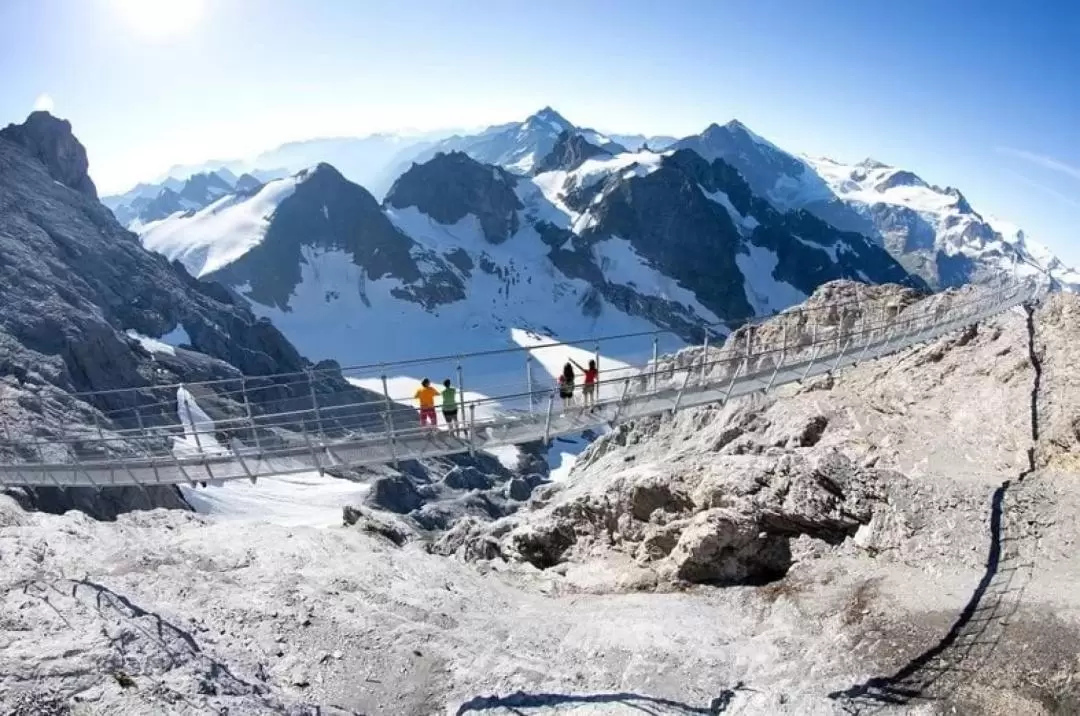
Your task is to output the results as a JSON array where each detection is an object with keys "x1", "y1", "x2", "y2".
[{"x1": 112, "y1": 0, "x2": 206, "y2": 42}]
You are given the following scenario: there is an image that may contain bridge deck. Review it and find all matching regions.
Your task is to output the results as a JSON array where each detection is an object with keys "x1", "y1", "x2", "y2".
[{"x1": 0, "y1": 283, "x2": 1031, "y2": 489}]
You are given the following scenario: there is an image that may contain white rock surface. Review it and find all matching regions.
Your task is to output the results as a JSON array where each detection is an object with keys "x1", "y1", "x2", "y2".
[{"x1": 3, "y1": 287, "x2": 1080, "y2": 714}]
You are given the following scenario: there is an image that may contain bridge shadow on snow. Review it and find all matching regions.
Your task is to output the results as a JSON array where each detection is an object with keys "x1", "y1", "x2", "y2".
[
  {"x1": 456, "y1": 686, "x2": 745, "y2": 715},
  {"x1": 828, "y1": 478, "x2": 1033, "y2": 712}
]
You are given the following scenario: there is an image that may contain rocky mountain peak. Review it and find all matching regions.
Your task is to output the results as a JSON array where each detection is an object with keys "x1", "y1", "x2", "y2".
[
  {"x1": 179, "y1": 171, "x2": 233, "y2": 204},
  {"x1": 525, "y1": 106, "x2": 573, "y2": 133},
  {"x1": 0, "y1": 111, "x2": 98, "y2": 199},
  {"x1": 385, "y1": 152, "x2": 522, "y2": 244},
  {"x1": 533, "y1": 131, "x2": 610, "y2": 173},
  {"x1": 873, "y1": 169, "x2": 928, "y2": 192},
  {"x1": 857, "y1": 158, "x2": 891, "y2": 171},
  {"x1": 945, "y1": 186, "x2": 975, "y2": 215},
  {"x1": 234, "y1": 173, "x2": 263, "y2": 192}
]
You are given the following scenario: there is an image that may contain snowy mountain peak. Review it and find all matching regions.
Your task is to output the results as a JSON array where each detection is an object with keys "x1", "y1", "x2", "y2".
[
  {"x1": 857, "y1": 158, "x2": 891, "y2": 171},
  {"x1": 805, "y1": 153, "x2": 1079, "y2": 290},
  {"x1": 525, "y1": 106, "x2": 574, "y2": 134},
  {"x1": 533, "y1": 131, "x2": 611, "y2": 174},
  {"x1": 386, "y1": 152, "x2": 522, "y2": 244},
  {"x1": 872, "y1": 169, "x2": 928, "y2": 193}
]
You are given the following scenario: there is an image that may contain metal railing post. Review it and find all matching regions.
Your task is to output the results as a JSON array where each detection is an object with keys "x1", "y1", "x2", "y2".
[
  {"x1": 526, "y1": 356, "x2": 534, "y2": 414},
  {"x1": 800, "y1": 342, "x2": 823, "y2": 382},
  {"x1": 611, "y1": 378, "x2": 631, "y2": 424},
  {"x1": 0, "y1": 407, "x2": 12, "y2": 489},
  {"x1": 722, "y1": 357, "x2": 746, "y2": 403},
  {"x1": 856, "y1": 311, "x2": 874, "y2": 363},
  {"x1": 467, "y1": 404, "x2": 477, "y2": 456},
  {"x1": 764, "y1": 323, "x2": 787, "y2": 393},
  {"x1": 31, "y1": 429, "x2": 66, "y2": 493},
  {"x1": 180, "y1": 388, "x2": 215, "y2": 483},
  {"x1": 543, "y1": 391, "x2": 555, "y2": 445},
  {"x1": 745, "y1": 326, "x2": 755, "y2": 376},
  {"x1": 381, "y1": 374, "x2": 398, "y2": 468},
  {"x1": 133, "y1": 405, "x2": 166, "y2": 486},
  {"x1": 306, "y1": 368, "x2": 325, "y2": 438},
  {"x1": 651, "y1": 334, "x2": 659, "y2": 391},
  {"x1": 831, "y1": 337, "x2": 853, "y2": 374},
  {"x1": 93, "y1": 410, "x2": 119, "y2": 487},
  {"x1": 241, "y1": 377, "x2": 263, "y2": 454},
  {"x1": 59, "y1": 415, "x2": 100, "y2": 492},
  {"x1": 457, "y1": 361, "x2": 470, "y2": 441},
  {"x1": 700, "y1": 331, "x2": 710, "y2": 385},
  {"x1": 299, "y1": 413, "x2": 324, "y2": 476},
  {"x1": 672, "y1": 363, "x2": 694, "y2": 414}
]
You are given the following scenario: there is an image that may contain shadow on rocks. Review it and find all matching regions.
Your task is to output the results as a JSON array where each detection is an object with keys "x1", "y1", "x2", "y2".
[{"x1": 455, "y1": 686, "x2": 749, "y2": 715}]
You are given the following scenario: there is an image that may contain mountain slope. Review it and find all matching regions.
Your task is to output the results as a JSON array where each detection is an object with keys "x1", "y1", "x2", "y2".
[
  {"x1": 671, "y1": 119, "x2": 1078, "y2": 291},
  {"x1": 806, "y1": 156, "x2": 1080, "y2": 290},
  {"x1": 0, "y1": 112, "x2": 386, "y2": 516},
  {"x1": 106, "y1": 169, "x2": 253, "y2": 228},
  {"x1": 140, "y1": 172, "x2": 305, "y2": 277},
  {"x1": 388, "y1": 107, "x2": 649, "y2": 181}
]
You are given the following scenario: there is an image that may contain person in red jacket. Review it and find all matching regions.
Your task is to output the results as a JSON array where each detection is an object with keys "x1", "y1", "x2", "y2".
[{"x1": 570, "y1": 357, "x2": 599, "y2": 409}]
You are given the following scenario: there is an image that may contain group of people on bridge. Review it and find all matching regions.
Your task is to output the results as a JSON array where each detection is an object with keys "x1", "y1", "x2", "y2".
[{"x1": 410, "y1": 357, "x2": 600, "y2": 428}]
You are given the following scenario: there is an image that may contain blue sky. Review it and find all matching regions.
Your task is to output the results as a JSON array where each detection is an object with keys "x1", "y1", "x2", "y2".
[{"x1": 2, "y1": 0, "x2": 1079, "y2": 264}]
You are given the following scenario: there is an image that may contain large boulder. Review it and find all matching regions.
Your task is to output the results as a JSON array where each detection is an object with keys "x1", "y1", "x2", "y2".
[
  {"x1": 365, "y1": 475, "x2": 423, "y2": 515},
  {"x1": 667, "y1": 508, "x2": 792, "y2": 584}
]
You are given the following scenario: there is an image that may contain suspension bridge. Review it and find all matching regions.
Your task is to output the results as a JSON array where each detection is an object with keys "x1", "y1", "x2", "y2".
[{"x1": 0, "y1": 282, "x2": 1035, "y2": 490}]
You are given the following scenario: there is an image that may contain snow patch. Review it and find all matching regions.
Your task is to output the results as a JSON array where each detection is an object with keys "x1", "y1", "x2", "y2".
[
  {"x1": 140, "y1": 174, "x2": 303, "y2": 277},
  {"x1": 126, "y1": 330, "x2": 177, "y2": 356},
  {"x1": 703, "y1": 188, "x2": 761, "y2": 234},
  {"x1": 735, "y1": 244, "x2": 809, "y2": 315},
  {"x1": 591, "y1": 237, "x2": 722, "y2": 324}
]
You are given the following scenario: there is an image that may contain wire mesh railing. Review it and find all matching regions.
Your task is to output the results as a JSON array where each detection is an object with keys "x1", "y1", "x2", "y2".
[{"x1": 0, "y1": 280, "x2": 1036, "y2": 489}]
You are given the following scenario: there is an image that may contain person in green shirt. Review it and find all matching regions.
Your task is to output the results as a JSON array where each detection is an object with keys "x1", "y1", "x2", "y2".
[{"x1": 441, "y1": 379, "x2": 462, "y2": 436}]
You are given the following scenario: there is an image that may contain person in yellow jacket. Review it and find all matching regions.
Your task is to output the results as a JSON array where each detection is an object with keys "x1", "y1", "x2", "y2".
[{"x1": 415, "y1": 378, "x2": 440, "y2": 427}]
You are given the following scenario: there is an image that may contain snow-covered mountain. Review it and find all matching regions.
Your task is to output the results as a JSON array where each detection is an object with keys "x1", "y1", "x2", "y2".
[
  {"x1": 671, "y1": 120, "x2": 1079, "y2": 291},
  {"x1": 104, "y1": 169, "x2": 265, "y2": 228},
  {"x1": 112, "y1": 130, "x2": 457, "y2": 207},
  {"x1": 133, "y1": 134, "x2": 919, "y2": 393},
  {"x1": 385, "y1": 107, "x2": 678, "y2": 183},
  {"x1": 805, "y1": 156, "x2": 1080, "y2": 290},
  {"x1": 106, "y1": 107, "x2": 1077, "y2": 293}
]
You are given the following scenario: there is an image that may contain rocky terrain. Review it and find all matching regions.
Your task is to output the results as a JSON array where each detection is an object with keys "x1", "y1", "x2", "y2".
[{"x1": 3, "y1": 282, "x2": 1079, "y2": 715}]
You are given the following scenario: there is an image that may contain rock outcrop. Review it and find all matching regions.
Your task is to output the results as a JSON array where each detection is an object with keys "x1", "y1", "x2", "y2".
[
  {"x1": 0, "y1": 113, "x2": 389, "y2": 518},
  {"x1": 0, "y1": 111, "x2": 97, "y2": 198},
  {"x1": 386, "y1": 151, "x2": 523, "y2": 244},
  {"x1": 532, "y1": 131, "x2": 609, "y2": 173}
]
